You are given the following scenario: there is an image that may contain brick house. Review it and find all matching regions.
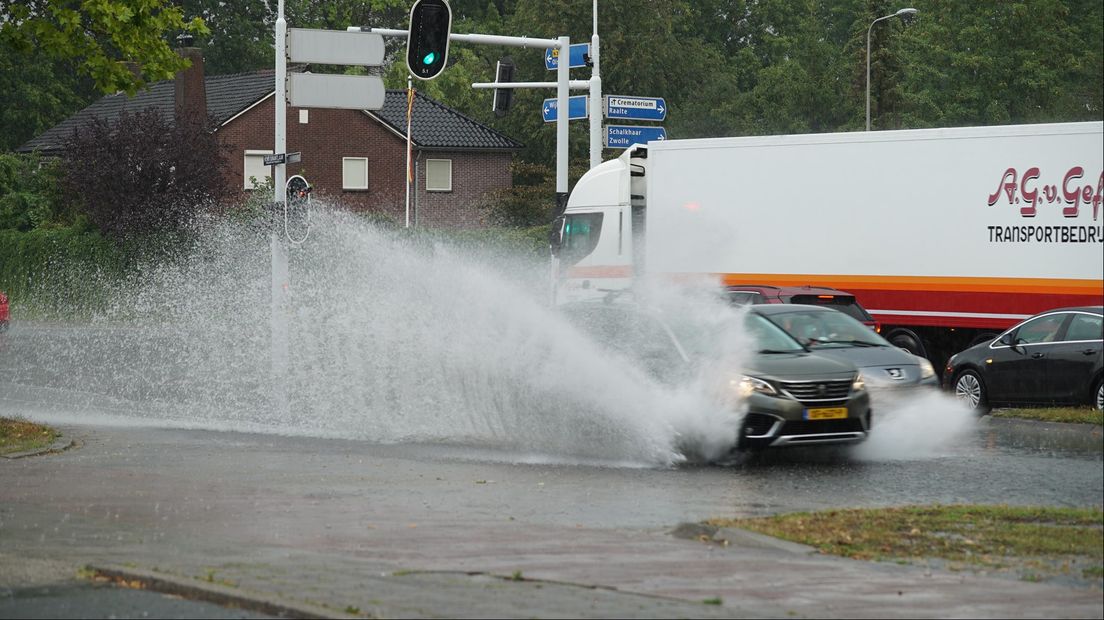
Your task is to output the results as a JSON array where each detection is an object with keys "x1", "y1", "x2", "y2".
[{"x1": 18, "y1": 48, "x2": 522, "y2": 229}]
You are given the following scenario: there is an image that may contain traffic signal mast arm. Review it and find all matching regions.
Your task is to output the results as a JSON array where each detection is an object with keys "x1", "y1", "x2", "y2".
[
  {"x1": 346, "y1": 26, "x2": 561, "y2": 51},
  {"x1": 349, "y1": 26, "x2": 574, "y2": 202}
]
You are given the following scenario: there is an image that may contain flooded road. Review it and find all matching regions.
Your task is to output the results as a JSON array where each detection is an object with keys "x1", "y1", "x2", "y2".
[{"x1": 1, "y1": 421, "x2": 1100, "y2": 618}]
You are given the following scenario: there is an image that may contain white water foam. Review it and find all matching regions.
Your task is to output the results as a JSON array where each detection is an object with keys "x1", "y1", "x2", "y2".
[
  {"x1": 4, "y1": 210, "x2": 746, "y2": 467},
  {"x1": 852, "y1": 388, "x2": 978, "y2": 460}
]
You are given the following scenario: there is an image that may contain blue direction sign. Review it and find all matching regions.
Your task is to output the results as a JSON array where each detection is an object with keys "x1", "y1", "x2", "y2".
[
  {"x1": 542, "y1": 95, "x2": 588, "y2": 123},
  {"x1": 544, "y1": 43, "x2": 590, "y2": 70},
  {"x1": 604, "y1": 95, "x2": 667, "y2": 121},
  {"x1": 605, "y1": 125, "x2": 668, "y2": 148}
]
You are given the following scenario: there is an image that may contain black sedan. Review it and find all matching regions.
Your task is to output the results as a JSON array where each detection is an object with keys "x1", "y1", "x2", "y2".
[{"x1": 943, "y1": 306, "x2": 1103, "y2": 413}]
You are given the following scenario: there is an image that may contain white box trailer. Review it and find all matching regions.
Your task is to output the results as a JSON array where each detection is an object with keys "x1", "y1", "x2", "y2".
[{"x1": 552, "y1": 121, "x2": 1103, "y2": 367}]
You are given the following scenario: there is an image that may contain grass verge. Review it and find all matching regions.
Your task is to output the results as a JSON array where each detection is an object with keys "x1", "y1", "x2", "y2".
[
  {"x1": 991, "y1": 407, "x2": 1103, "y2": 425},
  {"x1": 708, "y1": 504, "x2": 1103, "y2": 587},
  {"x1": 0, "y1": 417, "x2": 59, "y2": 455}
]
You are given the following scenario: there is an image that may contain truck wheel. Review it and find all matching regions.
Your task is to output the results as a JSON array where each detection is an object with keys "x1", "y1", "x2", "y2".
[
  {"x1": 954, "y1": 370, "x2": 991, "y2": 415},
  {"x1": 887, "y1": 329, "x2": 926, "y2": 358},
  {"x1": 968, "y1": 332, "x2": 999, "y2": 348}
]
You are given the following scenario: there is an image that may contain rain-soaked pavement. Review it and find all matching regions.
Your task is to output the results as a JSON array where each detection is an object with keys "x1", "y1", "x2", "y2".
[{"x1": 1, "y1": 418, "x2": 1101, "y2": 618}]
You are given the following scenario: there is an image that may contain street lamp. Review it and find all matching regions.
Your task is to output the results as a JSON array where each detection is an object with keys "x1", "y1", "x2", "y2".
[{"x1": 866, "y1": 8, "x2": 918, "y2": 131}]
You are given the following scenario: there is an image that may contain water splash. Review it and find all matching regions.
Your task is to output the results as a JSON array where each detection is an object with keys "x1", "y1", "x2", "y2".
[
  {"x1": 2, "y1": 209, "x2": 978, "y2": 466},
  {"x1": 3, "y1": 211, "x2": 745, "y2": 467},
  {"x1": 852, "y1": 388, "x2": 978, "y2": 460}
]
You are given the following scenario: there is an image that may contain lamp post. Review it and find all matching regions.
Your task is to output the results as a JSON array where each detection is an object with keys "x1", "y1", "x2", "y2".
[{"x1": 866, "y1": 7, "x2": 917, "y2": 131}]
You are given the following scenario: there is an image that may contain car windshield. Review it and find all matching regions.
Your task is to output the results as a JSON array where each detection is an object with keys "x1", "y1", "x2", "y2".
[
  {"x1": 560, "y1": 304, "x2": 691, "y2": 381},
  {"x1": 767, "y1": 309, "x2": 888, "y2": 348},
  {"x1": 561, "y1": 304, "x2": 805, "y2": 381},
  {"x1": 787, "y1": 295, "x2": 874, "y2": 322},
  {"x1": 666, "y1": 312, "x2": 806, "y2": 357}
]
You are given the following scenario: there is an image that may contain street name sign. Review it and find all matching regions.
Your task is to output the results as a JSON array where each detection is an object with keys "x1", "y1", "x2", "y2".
[
  {"x1": 288, "y1": 28, "x2": 384, "y2": 66},
  {"x1": 604, "y1": 95, "x2": 667, "y2": 121},
  {"x1": 544, "y1": 43, "x2": 590, "y2": 70},
  {"x1": 287, "y1": 72, "x2": 386, "y2": 110},
  {"x1": 264, "y1": 153, "x2": 286, "y2": 166},
  {"x1": 605, "y1": 125, "x2": 667, "y2": 148},
  {"x1": 542, "y1": 95, "x2": 589, "y2": 123}
]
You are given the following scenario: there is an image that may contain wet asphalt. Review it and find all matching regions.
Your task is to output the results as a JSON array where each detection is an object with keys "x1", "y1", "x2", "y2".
[{"x1": 0, "y1": 419, "x2": 1101, "y2": 619}]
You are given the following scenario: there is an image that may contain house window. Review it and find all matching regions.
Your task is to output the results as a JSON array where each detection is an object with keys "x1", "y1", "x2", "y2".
[
  {"x1": 243, "y1": 150, "x2": 273, "y2": 190},
  {"x1": 299, "y1": 109, "x2": 309, "y2": 124},
  {"x1": 342, "y1": 157, "x2": 368, "y2": 190},
  {"x1": 426, "y1": 159, "x2": 452, "y2": 192}
]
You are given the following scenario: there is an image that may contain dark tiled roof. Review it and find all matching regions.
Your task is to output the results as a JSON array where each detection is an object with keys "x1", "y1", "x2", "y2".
[
  {"x1": 19, "y1": 72, "x2": 521, "y2": 153},
  {"x1": 18, "y1": 71, "x2": 275, "y2": 154},
  {"x1": 373, "y1": 89, "x2": 522, "y2": 151}
]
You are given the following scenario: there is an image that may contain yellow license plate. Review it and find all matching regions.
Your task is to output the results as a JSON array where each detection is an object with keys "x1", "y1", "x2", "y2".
[{"x1": 804, "y1": 407, "x2": 848, "y2": 420}]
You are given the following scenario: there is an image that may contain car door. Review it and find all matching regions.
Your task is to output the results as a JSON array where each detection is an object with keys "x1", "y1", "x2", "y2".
[
  {"x1": 986, "y1": 313, "x2": 1069, "y2": 403},
  {"x1": 1044, "y1": 312, "x2": 1103, "y2": 404}
]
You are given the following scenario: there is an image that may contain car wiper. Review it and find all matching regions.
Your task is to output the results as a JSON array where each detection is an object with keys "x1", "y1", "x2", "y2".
[
  {"x1": 759, "y1": 348, "x2": 800, "y2": 354},
  {"x1": 808, "y1": 339, "x2": 885, "y2": 347}
]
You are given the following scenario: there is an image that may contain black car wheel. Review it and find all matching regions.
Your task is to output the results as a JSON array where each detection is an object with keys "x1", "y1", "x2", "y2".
[
  {"x1": 1095, "y1": 378, "x2": 1103, "y2": 412},
  {"x1": 887, "y1": 328, "x2": 927, "y2": 359},
  {"x1": 954, "y1": 370, "x2": 991, "y2": 414}
]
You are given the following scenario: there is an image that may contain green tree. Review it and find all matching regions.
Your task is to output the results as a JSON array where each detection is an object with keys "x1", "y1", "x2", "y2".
[
  {"x1": 0, "y1": 46, "x2": 97, "y2": 151},
  {"x1": 0, "y1": 0, "x2": 208, "y2": 96},
  {"x1": 894, "y1": 0, "x2": 1102, "y2": 127},
  {"x1": 0, "y1": 153, "x2": 71, "y2": 231}
]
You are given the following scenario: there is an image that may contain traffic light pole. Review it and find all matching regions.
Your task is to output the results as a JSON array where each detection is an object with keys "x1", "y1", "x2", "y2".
[{"x1": 271, "y1": 0, "x2": 290, "y2": 417}]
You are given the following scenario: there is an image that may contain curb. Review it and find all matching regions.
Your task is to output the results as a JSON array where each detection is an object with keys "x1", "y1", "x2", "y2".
[
  {"x1": 669, "y1": 522, "x2": 817, "y2": 555},
  {"x1": 90, "y1": 564, "x2": 361, "y2": 620},
  {"x1": 1, "y1": 434, "x2": 74, "y2": 460}
]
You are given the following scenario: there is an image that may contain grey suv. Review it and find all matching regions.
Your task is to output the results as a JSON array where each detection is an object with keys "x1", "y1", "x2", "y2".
[{"x1": 560, "y1": 302, "x2": 872, "y2": 452}]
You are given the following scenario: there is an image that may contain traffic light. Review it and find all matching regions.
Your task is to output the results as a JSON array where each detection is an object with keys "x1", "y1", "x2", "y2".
[
  {"x1": 406, "y1": 0, "x2": 452, "y2": 80},
  {"x1": 286, "y1": 175, "x2": 311, "y2": 209},
  {"x1": 492, "y1": 57, "x2": 514, "y2": 117}
]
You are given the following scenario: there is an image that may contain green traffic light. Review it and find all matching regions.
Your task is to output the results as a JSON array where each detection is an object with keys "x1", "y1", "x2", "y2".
[{"x1": 422, "y1": 51, "x2": 437, "y2": 65}]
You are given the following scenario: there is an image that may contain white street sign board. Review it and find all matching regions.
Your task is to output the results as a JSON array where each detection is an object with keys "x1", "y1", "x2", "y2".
[
  {"x1": 288, "y1": 28, "x2": 384, "y2": 66},
  {"x1": 288, "y1": 73, "x2": 386, "y2": 110}
]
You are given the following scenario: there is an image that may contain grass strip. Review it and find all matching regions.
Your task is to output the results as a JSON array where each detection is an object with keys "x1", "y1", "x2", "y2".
[
  {"x1": 0, "y1": 417, "x2": 59, "y2": 455},
  {"x1": 709, "y1": 504, "x2": 1103, "y2": 584}
]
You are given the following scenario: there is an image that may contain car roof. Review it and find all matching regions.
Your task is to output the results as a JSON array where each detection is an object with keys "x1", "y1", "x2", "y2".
[
  {"x1": 746, "y1": 303, "x2": 842, "y2": 315},
  {"x1": 1032, "y1": 306, "x2": 1104, "y2": 316},
  {"x1": 724, "y1": 284, "x2": 855, "y2": 297}
]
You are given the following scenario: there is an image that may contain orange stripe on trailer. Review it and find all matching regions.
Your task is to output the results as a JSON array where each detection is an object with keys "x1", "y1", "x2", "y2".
[
  {"x1": 713, "y1": 273, "x2": 1104, "y2": 296},
  {"x1": 566, "y1": 265, "x2": 634, "y2": 278}
]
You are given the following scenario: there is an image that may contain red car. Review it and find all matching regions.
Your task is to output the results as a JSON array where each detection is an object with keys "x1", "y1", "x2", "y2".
[
  {"x1": 724, "y1": 285, "x2": 879, "y2": 333},
  {"x1": 0, "y1": 290, "x2": 8, "y2": 332}
]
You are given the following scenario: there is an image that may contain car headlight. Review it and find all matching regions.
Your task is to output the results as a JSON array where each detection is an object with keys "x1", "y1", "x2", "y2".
[
  {"x1": 852, "y1": 372, "x2": 866, "y2": 392},
  {"x1": 919, "y1": 358, "x2": 936, "y2": 380},
  {"x1": 733, "y1": 375, "x2": 778, "y2": 397}
]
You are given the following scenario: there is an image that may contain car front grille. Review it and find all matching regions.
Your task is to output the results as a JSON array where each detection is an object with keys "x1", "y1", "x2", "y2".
[
  {"x1": 780, "y1": 418, "x2": 866, "y2": 436},
  {"x1": 780, "y1": 379, "x2": 852, "y2": 402}
]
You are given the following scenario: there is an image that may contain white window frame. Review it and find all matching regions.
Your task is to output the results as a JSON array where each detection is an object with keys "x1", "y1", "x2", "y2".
[
  {"x1": 243, "y1": 149, "x2": 273, "y2": 190},
  {"x1": 342, "y1": 157, "x2": 369, "y2": 191},
  {"x1": 426, "y1": 158, "x2": 453, "y2": 192}
]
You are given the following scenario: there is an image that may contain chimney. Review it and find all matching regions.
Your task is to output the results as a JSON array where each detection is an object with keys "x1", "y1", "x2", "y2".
[{"x1": 174, "y1": 34, "x2": 207, "y2": 127}]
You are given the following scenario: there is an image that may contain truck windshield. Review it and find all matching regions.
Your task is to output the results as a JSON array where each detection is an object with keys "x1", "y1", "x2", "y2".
[{"x1": 560, "y1": 213, "x2": 603, "y2": 268}]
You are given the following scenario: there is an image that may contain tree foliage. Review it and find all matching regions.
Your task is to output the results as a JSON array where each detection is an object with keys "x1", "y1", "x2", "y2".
[
  {"x1": 0, "y1": 153, "x2": 71, "y2": 231},
  {"x1": 1, "y1": 0, "x2": 1101, "y2": 227},
  {"x1": 61, "y1": 109, "x2": 229, "y2": 237},
  {"x1": 0, "y1": 0, "x2": 208, "y2": 96}
]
